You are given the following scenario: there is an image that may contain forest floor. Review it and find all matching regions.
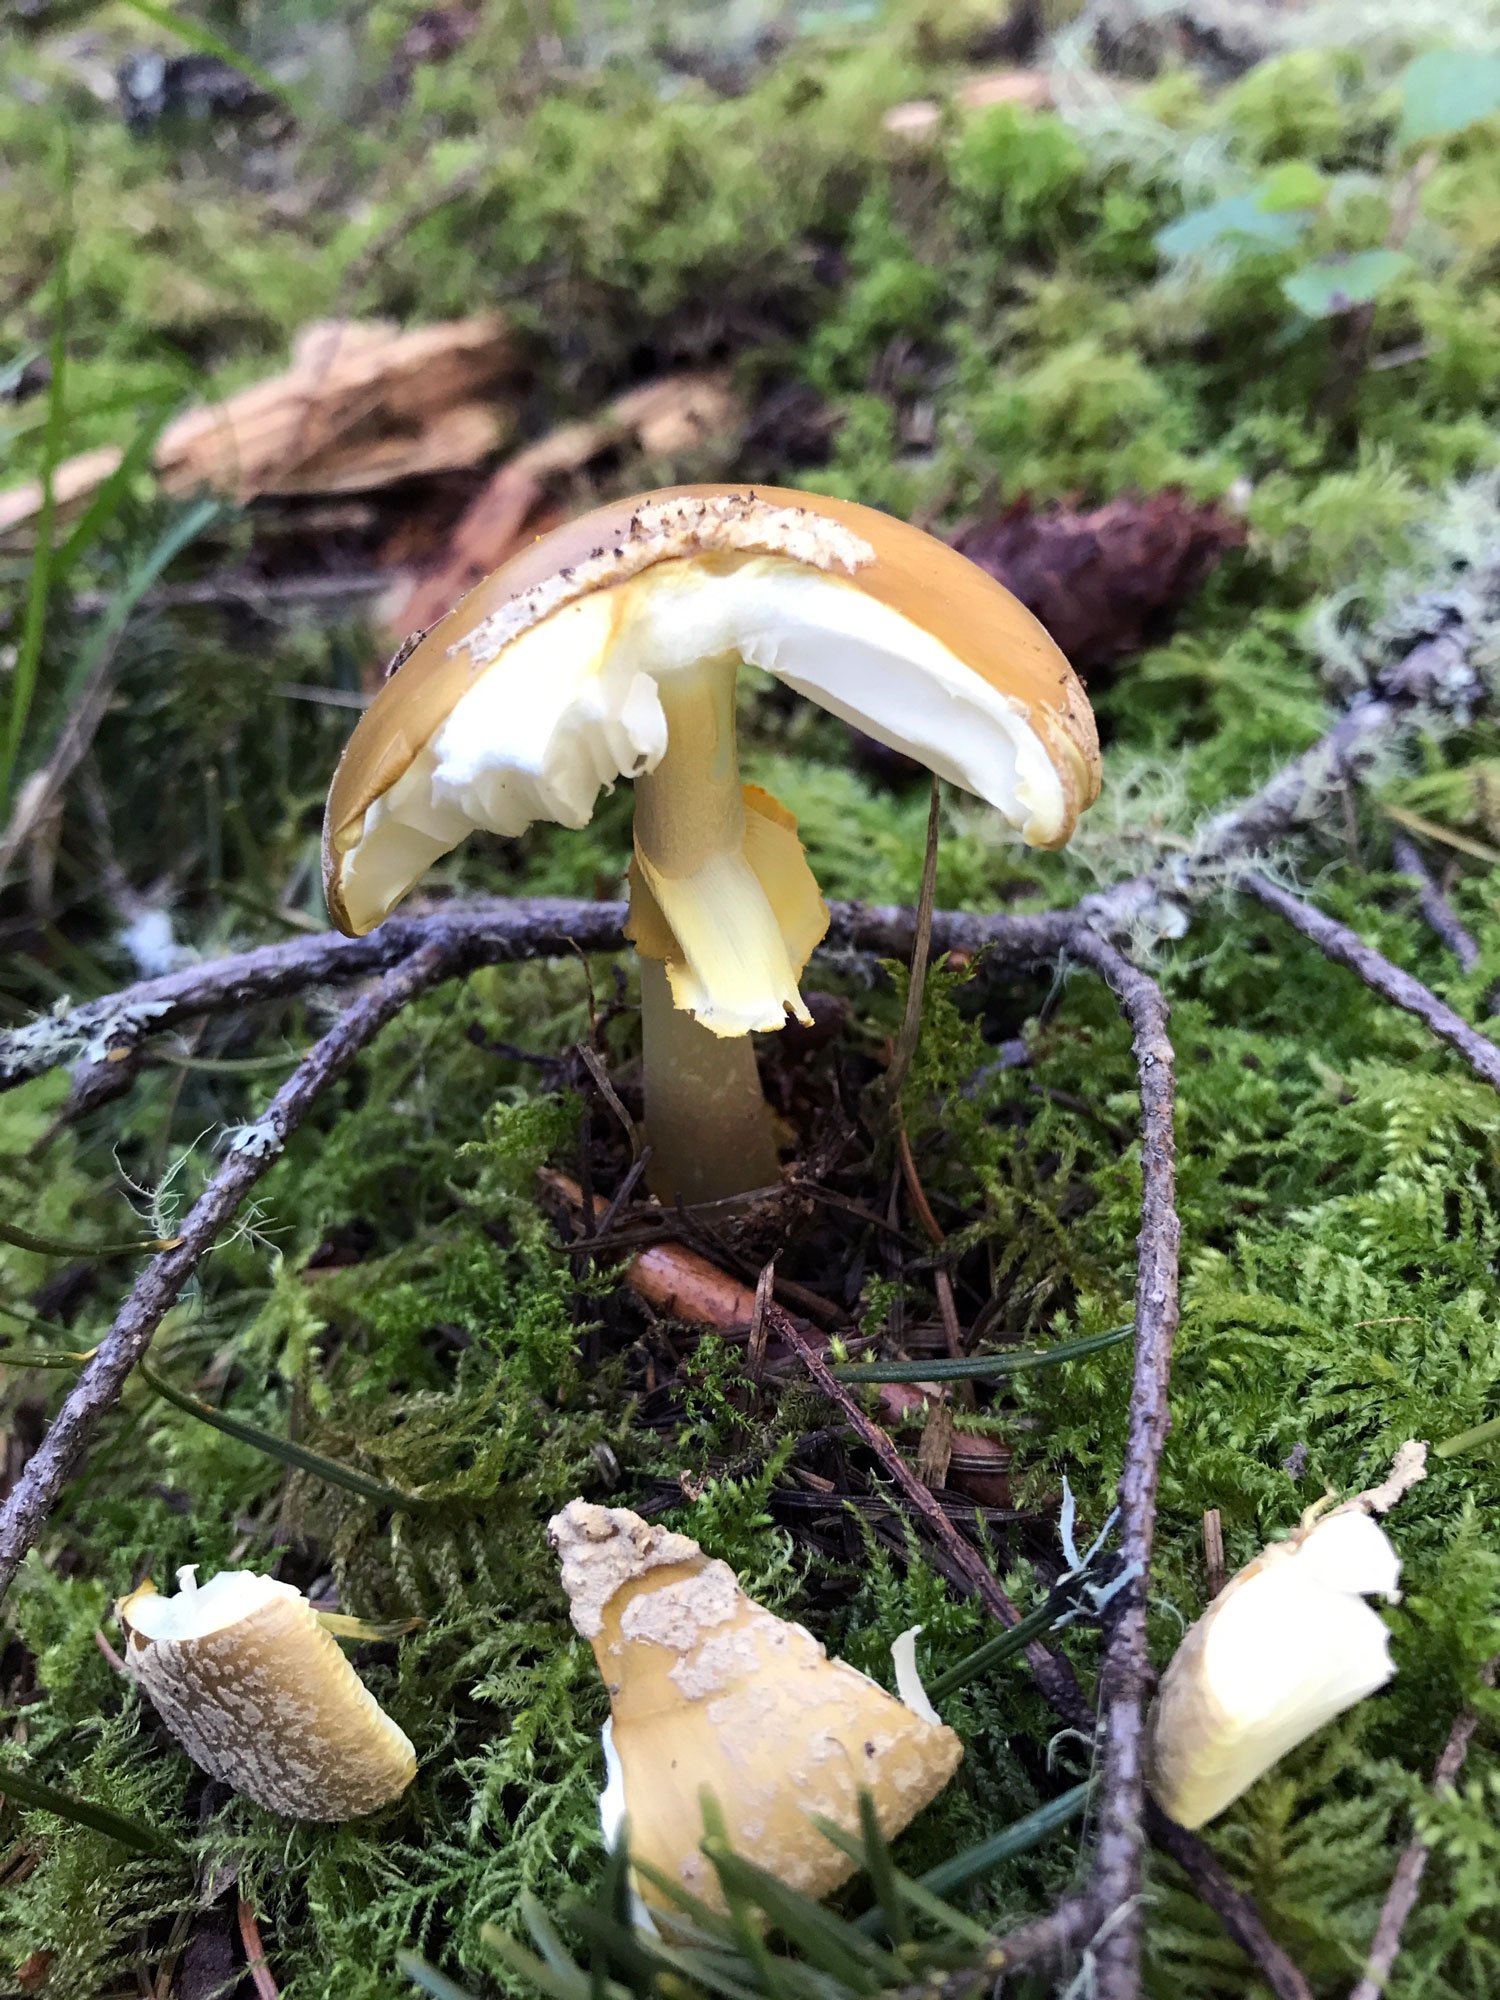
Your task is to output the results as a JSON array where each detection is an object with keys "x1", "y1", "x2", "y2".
[{"x1": 3, "y1": 2, "x2": 1500, "y2": 1997}]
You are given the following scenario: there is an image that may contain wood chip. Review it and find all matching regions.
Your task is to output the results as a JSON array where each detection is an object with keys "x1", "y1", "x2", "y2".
[
  {"x1": 387, "y1": 369, "x2": 743, "y2": 638},
  {"x1": 883, "y1": 68, "x2": 1053, "y2": 139},
  {"x1": 1202, "y1": 1506, "x2": 1226, "y2": 1601},
  {"x1": 0, "y1": 316, "x2": 518, "y2": 544},
  {"x1": 917, "y1": 1401, "x2": 955, "y2": 1490}
]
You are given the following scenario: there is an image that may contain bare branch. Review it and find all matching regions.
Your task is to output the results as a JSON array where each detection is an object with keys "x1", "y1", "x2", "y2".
[
  {"x1": 1064, "y1": 934, "x2": 1181, "y2": 2000},
  {"x1": 0, "y1": 899, "x2": 1078, "y2": 1095},
  {"x1": 767, "y1": 1295, "x2": 1093, "y2": 1731},
  {"x1": 1246, "y1": 874, "x2": 1500, "y2": 1095},
  {"x1": 1390, "y1": 833, "x2": 1481, "y2": 974},
  {"x1": 1150, "y1": 1806, "x2": 1315, "y2": 2000},
  {"x1": 1349, "y1": 1660, "x2": 1498, "y2": 2000},
  {"x1": 0, "y1": 935, "x2": 459, "y2": 1601}
]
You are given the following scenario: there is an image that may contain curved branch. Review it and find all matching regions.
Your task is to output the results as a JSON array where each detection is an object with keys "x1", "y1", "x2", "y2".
[
  {"x1": 0, "y1": 935, "x2": 460, "y2": 1601},
  {"x1": 0, "y1": 899, "x2": 1078, "y2": 1096},
  {"x1": 1246, "y1": 873, "x2": 1500, "y2": 1095},
  {"x1": 1064, "y1": 933, "x2": 1181, "y2": 2000}
]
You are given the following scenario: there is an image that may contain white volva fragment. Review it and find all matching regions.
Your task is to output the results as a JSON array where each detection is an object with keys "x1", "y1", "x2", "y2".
[
  {"x1": 118, "y1": 1568, "x2": 416, "y2": 1821},
  {"x1": 1147, "y1": 1507, "x2": 1404, "y2": 1831},
  {"x1": 890, "y1": 1626, "x2": 944, "y2": 1726}
]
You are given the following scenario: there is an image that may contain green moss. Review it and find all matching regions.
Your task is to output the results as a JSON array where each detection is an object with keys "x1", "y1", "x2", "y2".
[{"x1": 7, "y1": 4, "x2": 1500, "y2": 1996}]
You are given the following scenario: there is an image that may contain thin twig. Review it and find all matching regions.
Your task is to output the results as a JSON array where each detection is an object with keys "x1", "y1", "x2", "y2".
[
  {"x1": 1245, "y1": 874, "x2": 1500, "y2": 1095},
  {"x1": 1064, "y1": 932, "x2": 1180, "y2": 2000},
  {"x1": 67, "y1": 569, "x2": 391, "y2": 621},
  {"x1": 1149, "y1": 1806, "x2": 1314, "y2": 2000},
  {"x1": 1081, "y1": 605, "x2": 1483, "y2": 950},
  {"x1": 1390, "y1": 832, "x2": 1481, "y2": 974},
  {"x1": 892, "y1": 1896, "x2": 1099, "y2": 2000},
  {"x1": 0, "y1": 900, "x2": 1079, "y2": 1095},
  {"x1": 237, "y1": 1897, "x2": 280, "y2": 2000},
  {"x1": 0, "y1": 935, "x2": 457, "y2": 1602},
  {"x1": 766, "y1": 1296, "x2": 1091, "y2": 1730},
  {"x1": 1348, "y1": 1660, "x2": 1498, "y2": 2000}
]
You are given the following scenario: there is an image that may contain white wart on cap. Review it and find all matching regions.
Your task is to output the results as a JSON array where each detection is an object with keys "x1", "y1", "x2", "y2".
[{"x1": 118, "y1": 1568, "x2": 416, "y2": 1820}]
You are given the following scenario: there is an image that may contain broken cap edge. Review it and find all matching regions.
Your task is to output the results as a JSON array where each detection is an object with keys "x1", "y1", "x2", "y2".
[{"x1": 322, "y1": 484, "x2": 1101, "y2": 936}]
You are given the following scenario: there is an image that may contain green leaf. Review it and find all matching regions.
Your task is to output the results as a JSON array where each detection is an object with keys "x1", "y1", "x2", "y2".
[
  {"x1": 49, "y1": 496, "x2": 224, "y2": 728},
  {"x1": 1256, "y1": 161, "x2": 1329, "y2": 212},
  {"x1": 832, "y1": 1323, "x2": 1130, "y2": 1383},
  {"x1": 397, "y1": 1953, "x2": 482, "y2": 2000},
  {"x1": 139, "y1": 1360, "x2": 419, "y2": 1508},
  {"x1": 482, "y1": 1927, "x2": 597, "y2": 2000},
  {"x1": 50, "y1": 409, "x2": 171, "y2": 591},
  {"x1": 1156, "y1": 194, "x2": 1308, "y2": 260},
  {"x1": 855, "y1": 1791, "x2": 909, "y2": 1948},
  {"x1": 1398, "y1": 48, "x2": 1500, "y2": 146},
  {"x1": 1281, "y1": 249, "x2": 1412, "y2": 318},
  {"x1": 925, "y1": 1592, "x2": 1064, "y2": 1700},
  {"x1": 704, "y1": 1846, "x2": 906, "y2": 1989},
  {"x1": 0, "y1": 1763, "x2": 178, "y2": 1855}
]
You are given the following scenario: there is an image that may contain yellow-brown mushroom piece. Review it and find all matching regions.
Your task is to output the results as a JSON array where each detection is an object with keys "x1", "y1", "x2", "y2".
[
  {"x1": 549, "y1": 1499, "x2": 963, "y2": 1914},
  {"x1": 118, "y1": 1568, "x2": 416, "y2": 1820},
  {"x1": 323, "y1": 486, "x2": 1100, "y2": 1203}
]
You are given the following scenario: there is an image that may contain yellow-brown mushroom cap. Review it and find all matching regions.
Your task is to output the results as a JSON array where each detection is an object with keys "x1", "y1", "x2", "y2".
[
  {"x1": 549, "y1": 1499, "x2": 963, "y2": 1912},
  {"x1": 323, "y1": 484, "x2": 1100, "y2": 936}
]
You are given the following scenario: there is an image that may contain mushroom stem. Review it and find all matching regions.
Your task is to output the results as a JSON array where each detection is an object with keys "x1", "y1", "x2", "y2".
[
  {"x1": 631, "y1": 658, "x2": 781, "y2": 1203},
  {"x1": 638, "y1": 959, "x2": 779, "y2": 1203}
]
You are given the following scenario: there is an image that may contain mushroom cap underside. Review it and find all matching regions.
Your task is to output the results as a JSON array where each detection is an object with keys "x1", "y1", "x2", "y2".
[{"x1": 323, "y1": 485, "x2": 1100, "y2": 936}]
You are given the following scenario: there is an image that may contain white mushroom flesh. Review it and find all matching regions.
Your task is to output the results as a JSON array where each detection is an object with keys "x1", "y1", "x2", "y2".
[{"x1": 336, "y1": 555, "x2": 1068, "y2": 938}]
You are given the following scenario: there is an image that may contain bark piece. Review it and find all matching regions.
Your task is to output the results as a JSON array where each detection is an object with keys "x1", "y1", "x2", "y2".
[
  {"x1": 386, "y1": 371, "x2": 743, "y2": 638},
  {"x1": 953, "y1": 491, "x2": 1245, "y2": 677},
  {"x1": 0, "y1": 317, "x2": 518, "y2": 543}
]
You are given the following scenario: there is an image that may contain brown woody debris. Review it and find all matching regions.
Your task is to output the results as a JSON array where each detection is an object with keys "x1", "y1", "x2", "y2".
[
  {"x1": 0, "y1": 317, "x2": 518, "y2": 543},
  {"x1": 539, "y1": 1168, "x2": 1010, "y2": 1507},
  {"x1": 883, "y1": 68, "x2": 1053, "y2": 139},
  {"x1": 952, "y1": 490, "x2": 1245, "y2": 677},
  {"x1": 387, "y1": 370, "x2": 744, "y2": 639}
]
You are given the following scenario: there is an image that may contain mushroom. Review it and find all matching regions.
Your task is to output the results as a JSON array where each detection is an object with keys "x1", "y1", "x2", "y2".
[
  {"x1": 549, "y1": 1499, "x2": 963, "y2": 1912},
  {"x1": 323, "y1": 486, "x2": 1099, "y2": 1203},
  {"x1": 117, "y1": 1567, "x2": 416, "y2": 1819},
  {"x1": 1147, "y1": 1506, "x2": 1404, "y2": 1830}
]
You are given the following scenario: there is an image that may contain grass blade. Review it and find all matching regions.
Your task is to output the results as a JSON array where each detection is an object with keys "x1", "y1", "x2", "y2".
[
  {"x1": 925, "y1": 1594, "x2": 1064, "y2": 1702},
  {"x1": 811, "y1": 1821, "x2": 993, "y2": 1950},
  {"x1": 855, "y1": 1791, "x2": 909, "y2": 1947},
  {"x1": 3, "y1": 163, "x2": 70, "y2": 811},
  {"x1": 138, "y1": 1361, "x2": 417, "y2": 1508},
  {"x1": 51, "y1": 495, "x2": 224, "y2": 724},
  {"x1": 913, "y1": 1783, "x2": 1091, "y2": 1900},
  {"x1": 0, "y1": 1764, "x2": 177, "y2": 1855},
  {"x1": 51, "y1": 411, "x2": 169, "y2": 590},
  {"x1": 1435, "y1": 1413, "x2": 1500, "y2": 1458},
  {"x1": 0, "y1": 1343, "x2": 93, "y2": 1371},
  {"x1": 396, "y1": 1953, "x2": 481, "y2": 2000},
  {"x1": 0, "y1": 1217, "x2": 176, "y2": 1259},
  {"x1": 832, "y1": 1325, "x2": 1131, "y2": 1384},
  {"x1": 704, "y1": 1846, "x2": 903, "y2": 1990}
]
